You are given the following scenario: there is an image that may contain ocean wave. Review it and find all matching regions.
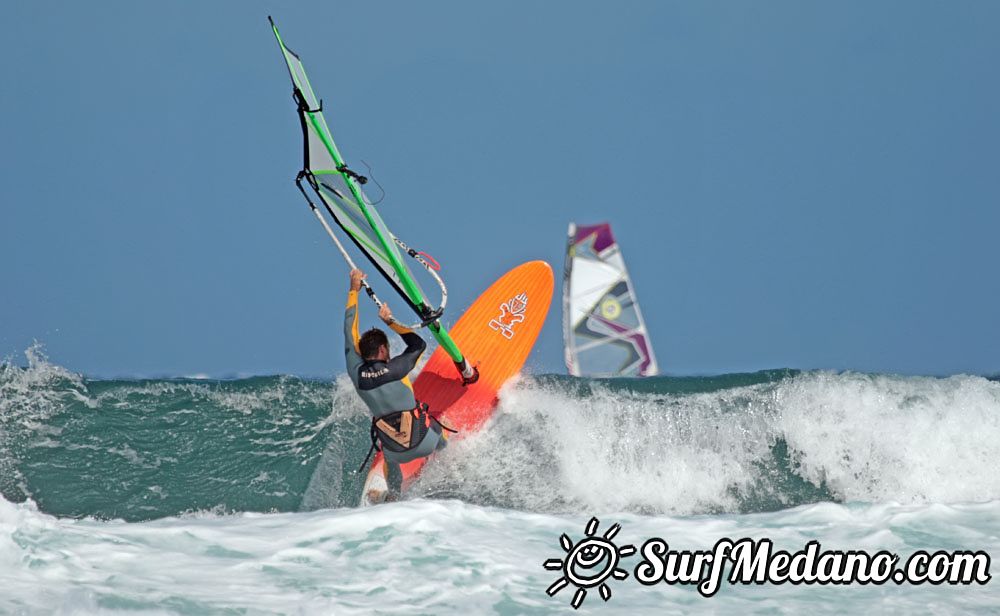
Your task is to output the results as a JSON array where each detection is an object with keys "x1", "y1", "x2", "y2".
[
  {"x1": 3, "y1": 347, "x2": 999, "y2": 520},
  {"x1": 412, "y1": 371, "x2": 1000, "y2": 514}
]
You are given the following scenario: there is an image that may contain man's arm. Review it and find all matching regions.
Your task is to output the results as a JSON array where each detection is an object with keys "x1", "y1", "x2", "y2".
[
  {"x1": 344, "y1": 270, "x2": 364, "y2": 375},
  {"x1": 381, "y1": 304, "x2": 426, "y2": 377}
]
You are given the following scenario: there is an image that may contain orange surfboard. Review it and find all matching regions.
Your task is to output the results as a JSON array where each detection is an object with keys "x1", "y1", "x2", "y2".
[{"x1": 361, "y1": 260, "x2": 554, "y2": 505}]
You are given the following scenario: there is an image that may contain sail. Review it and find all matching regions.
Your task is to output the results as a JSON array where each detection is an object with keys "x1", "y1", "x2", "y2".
[
  {"x1": 563, "y1": 222, "x2": 658, "y2": 377},
  {"x1": 269, "y1": 18, "x2": 430, "y2": 316}
]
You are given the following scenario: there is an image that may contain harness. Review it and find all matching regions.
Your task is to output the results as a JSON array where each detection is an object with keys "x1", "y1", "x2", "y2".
[{"x1": 357, "y1": 401, "x2": 457, "y2": 471}]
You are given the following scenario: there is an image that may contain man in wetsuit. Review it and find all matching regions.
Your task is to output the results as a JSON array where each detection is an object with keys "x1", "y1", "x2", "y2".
[{"x1": 345, "y1": 268, "x2": 447, "y2": 495}]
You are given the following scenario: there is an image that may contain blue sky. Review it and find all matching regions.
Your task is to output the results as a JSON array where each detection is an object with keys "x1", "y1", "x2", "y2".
[{"x1": 2, "y1": 1, "x2": 998, "y2": 378}]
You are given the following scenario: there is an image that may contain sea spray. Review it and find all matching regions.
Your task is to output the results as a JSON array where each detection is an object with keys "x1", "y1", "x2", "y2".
[{"x1": 410, "y1": 372, "x2": 1000, "y2": 514}]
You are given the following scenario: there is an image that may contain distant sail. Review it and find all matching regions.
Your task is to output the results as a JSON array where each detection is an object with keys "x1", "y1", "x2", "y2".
[{"x1": 563, "y1": 223, "x2": 658, "y2": 377}]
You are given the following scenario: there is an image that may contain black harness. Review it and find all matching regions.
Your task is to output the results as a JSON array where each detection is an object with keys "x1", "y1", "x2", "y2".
[{"x1": 357, "y1": 401, "x2": 457, "y2": 471}]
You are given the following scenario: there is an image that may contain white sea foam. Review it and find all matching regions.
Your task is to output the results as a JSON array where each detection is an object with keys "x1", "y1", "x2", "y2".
[
  {"x1": 411, "y1": 372, "x2": 1000, "y2": 514},
  {"x1": 1, "y1": 344, "x2": 88, "y2": 500},
  {"x1": 775, "y1": 372, "x2": 1000, "y2": 503},
  {"x1": 1, "y1": 494, "x2": 997, "y2": 614}
]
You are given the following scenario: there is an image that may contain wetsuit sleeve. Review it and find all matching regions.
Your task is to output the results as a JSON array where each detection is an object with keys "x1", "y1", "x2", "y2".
[
  {"x1": 384, "y1": 323, "x2": 426, "y2": 378},
  {"x1": 344, "y1": 290, "x2": 362, "y2": 379}
]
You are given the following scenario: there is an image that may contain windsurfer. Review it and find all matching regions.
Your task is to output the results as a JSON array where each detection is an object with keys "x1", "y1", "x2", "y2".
[{"x1": 345, "y1": 269, "x2": 448, "y2": 496}]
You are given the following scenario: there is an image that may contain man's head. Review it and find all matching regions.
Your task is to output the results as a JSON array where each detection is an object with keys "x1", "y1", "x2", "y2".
[{"x1": 359, "y1": 328, "x2": 390, "y2": 361}]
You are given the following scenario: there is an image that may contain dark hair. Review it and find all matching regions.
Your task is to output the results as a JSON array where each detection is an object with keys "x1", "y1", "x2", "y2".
[{"x1": 359, "y1": 328, "x2": 389, "y2": 360}]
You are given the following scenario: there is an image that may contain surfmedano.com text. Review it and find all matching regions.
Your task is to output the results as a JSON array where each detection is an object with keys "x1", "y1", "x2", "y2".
[{"x1": 635, "y1": 538, "x2": 991, "y2": 597}]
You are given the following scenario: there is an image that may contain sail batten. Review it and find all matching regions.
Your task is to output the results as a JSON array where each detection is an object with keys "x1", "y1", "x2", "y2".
[{"x1": 563, "y1": 222, "x2": 658, "y2": 377}]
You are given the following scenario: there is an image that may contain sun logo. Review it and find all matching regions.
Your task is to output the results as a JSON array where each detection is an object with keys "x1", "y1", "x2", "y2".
[{"x1": 543, "y1": 517, "x2": 635, "y2": 609}]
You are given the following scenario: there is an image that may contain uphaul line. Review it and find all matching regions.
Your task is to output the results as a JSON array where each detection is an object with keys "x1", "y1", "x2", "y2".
[
  {"x1": 635, "y1": 538, "x2": 992, "y2": 598},
  {"x1": 269, "y1": 16, "x2": 477, "y2": 385}
]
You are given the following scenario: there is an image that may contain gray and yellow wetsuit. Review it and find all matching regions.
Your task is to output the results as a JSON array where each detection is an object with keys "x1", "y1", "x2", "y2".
[{"x1": 345, "y1": 289, "x2": 446, "y2": 465}]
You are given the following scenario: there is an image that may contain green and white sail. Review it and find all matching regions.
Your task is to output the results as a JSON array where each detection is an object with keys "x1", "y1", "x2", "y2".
[
  {"x1": 270, "y1": 17, "x2": 431, "y2": 317},
  {"x1": 270, "y1": 17, "x2": 475, "y2": 381}
]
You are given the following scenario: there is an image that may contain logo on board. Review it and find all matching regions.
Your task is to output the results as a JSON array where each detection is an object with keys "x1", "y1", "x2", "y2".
[{"x1": 489, "y1": 292, "x2": 528, "y2": 339}]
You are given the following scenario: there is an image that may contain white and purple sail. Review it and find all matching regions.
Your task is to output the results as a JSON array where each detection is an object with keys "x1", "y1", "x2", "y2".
[{"x1": 563, "y1": 222, "x2": 658, "y2": 377}]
